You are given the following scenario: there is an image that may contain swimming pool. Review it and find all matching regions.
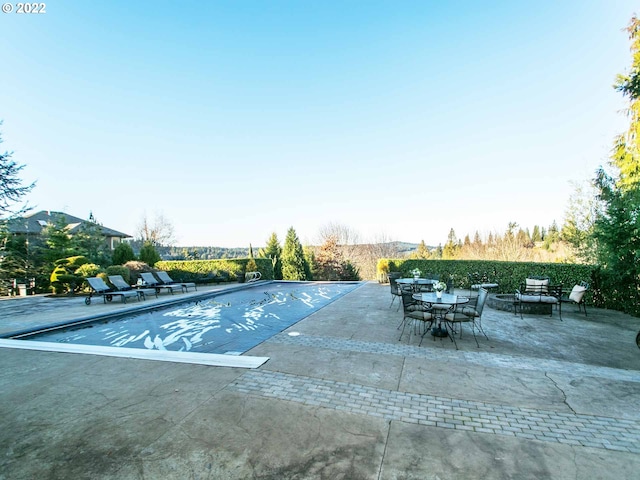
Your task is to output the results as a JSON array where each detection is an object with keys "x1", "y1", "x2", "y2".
[{"x1": 21, "y1": 281, "x2": 362, "y2": 355}]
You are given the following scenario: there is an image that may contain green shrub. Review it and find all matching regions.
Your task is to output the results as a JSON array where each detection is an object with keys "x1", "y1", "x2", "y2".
[
  {"x1": 49, "y1": 266, "x2": 67, "y2": 294},
  {"x1": 50, "y1": 266, "x2": 84, "y2": 294},
  {"x1": 97, "y1": 272, "x2": 109, "y2": 284},
  {"x1": 340, "y1": 260, "x2": 360, "y2": 281},
  {"x1": 246, "y1": 257, "x2": 258, "y2": 272},
  {"x1": 50, "y1": 256, "x2": 92, "y2": 294},
  {"x1": 66, "y1": 256, "x2": 90, "y2": 269},
  {"x1": 155, "y1": 258, "x2": 274, "y2": 283},
  {"x1": 75, "y1": 263, "x2": 102, "y2": 278},
  {"x1": 106, "y1": 265, "x2": 131, "y2": 284},
  {"x1": 139, "y1": 242, "x2": 161, "y2": 266},
  {"x1": 112, "y1": 242, "x2": 136, "y2": 265},
  {"x1": 123, "y1": 260, "x2": 154, "y2": 283},
  {"x1": 376, "y1": 259, "x2": 391, "y2": 280}
]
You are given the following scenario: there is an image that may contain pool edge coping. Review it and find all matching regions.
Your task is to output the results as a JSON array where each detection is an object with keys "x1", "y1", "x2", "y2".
[{"x1": 0, "y1": 338, "x2": 270, "y2": 368}]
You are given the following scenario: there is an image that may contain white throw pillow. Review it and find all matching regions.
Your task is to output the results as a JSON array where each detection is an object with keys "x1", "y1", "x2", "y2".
[
  {"x1": 569, "y1": 285, "x2": 586, "y2": 303},
  {"x1": 525, "y1": 278, "x2": 549, "y2": 293}
]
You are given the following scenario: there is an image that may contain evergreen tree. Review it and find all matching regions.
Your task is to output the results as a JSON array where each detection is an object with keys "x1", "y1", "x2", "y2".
[
  {"x1": 593, "y1": 169, "x2": 640, "y2": 308},
  {"x1": 139, "y1": 241, "x2": 161, "y2": 267},
  {"x1": 303, "y1": 245, "x2": 317, "y2": 280},
  {"x1": 411, "y1": 240, "x2": 430, "y2": 259},
  {"x1": 41, "y1": 214, "x2": 74, "y2": 264},
  {"x1": 543, "y1": 221, "x2": 560, "y2": 250},
  {"x1": 543, "y1": 227, "x2": 549, "y2": 239},
  {"x1": 560, "y1": 181, "x2": 598, "y2": 263},
  {"x1": 517, "y1": 228, "x2": 533, "y2": 248},
  {"x1": 340, "y1": 260, "x2": 360, "y2": 281},
  {"x1": 591, "y1": 16, "x2": 640, "y2": 313},
  {"x1": 0, "y1": 125, "x2": 35, "y2": 218},
  {"x1": 71, "y1": 214, "x2": 111, "y2": 266},
  {"x1": 442, "y1": 228, "x2": 459, "y2": 259},
  {"x1": 112, "y1": 242, "x2": 136, "y2": 265},
  {"x1": 0, "y1": 232, "x2": 28, "y2": 286},
  {"x1": 258, "y1": 232, "x2": 282, "y2": 280},
  {"x1": 245, "y1": 256, "x2": 258, "y2": 274},
  {"x1": 281, "y1": 227, "x2": 309, "y2": 280},
  {"x1": 531, "y1": 225, "x2": 542, "y2": 243},
  {"x1": 612, "y1": 16, "x2": 640, "y2": 190}
]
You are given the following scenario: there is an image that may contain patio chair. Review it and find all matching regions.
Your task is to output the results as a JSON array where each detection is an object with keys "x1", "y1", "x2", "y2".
[
  {"x1": 389, "y1": 275, "x2": 402, "y2": 310},
  {"x1": 140, "y1": 272, "x2": 184, "y2": 295},
  {"x1": 155, "y1": 270, "x2": 197, "y2": 292},
  {"x1": 416, "y1": 273, "x2": 439, "y2": 293},
  {"x1": 108, "y1": 274, "x2": 158, "y2": 301},
  {"x1": 468, "y1": 272, "x2": 499, "y2": 293},
  {"x1": 515, "y1": 278, "x2": 562, "y2": 320},
  {"x1": 399, "y1": 288, "x2": 433, "y2": 345},
  {"x1": 560, "y1": 281, "x2": 589, "y2": 315},
  {"x1": 445, "y1": 287, "x2": 490, "y2": 347},
  {"x1": 85, "y1": 276, "x2": 140, "y2": 305},
  {"x1": 445, "y1": 278, "x2": 454, "y2": 294}
]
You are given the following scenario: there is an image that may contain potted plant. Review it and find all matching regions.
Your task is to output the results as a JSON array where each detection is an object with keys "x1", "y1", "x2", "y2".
[{"x1": 433, "y1": 281, "x2": 447, "y2": 298}]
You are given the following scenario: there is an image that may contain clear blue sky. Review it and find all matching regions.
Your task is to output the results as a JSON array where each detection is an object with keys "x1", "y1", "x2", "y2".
[{"x1": 1, "y1": 1, "x2": 636, "y2": 247}]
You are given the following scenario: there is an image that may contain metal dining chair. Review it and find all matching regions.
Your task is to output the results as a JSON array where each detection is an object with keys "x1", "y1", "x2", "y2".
[
  {"x1": 389, "y1": 275, "x2": 403, "y2": 310},
  {"x1": 398, "y1": 287, "x2": 433, "y2": 345},
  {"x1": 445, "y1": 287, "x2": 490, "y2": 348}
]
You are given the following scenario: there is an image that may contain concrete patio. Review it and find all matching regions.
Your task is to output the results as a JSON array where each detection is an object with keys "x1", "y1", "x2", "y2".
[{"x1": 1, "y1": 281, "x2": 640, "y2": 479}]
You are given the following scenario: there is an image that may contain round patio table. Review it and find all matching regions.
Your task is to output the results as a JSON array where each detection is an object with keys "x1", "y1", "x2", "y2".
[{"x1": 412, "y1": 292, "x2": 470, "y2": 343}]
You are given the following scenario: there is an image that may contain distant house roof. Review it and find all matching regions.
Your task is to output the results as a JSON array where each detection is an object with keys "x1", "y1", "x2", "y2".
[{"x1": 6, "y1": 211, "x2": 132, "y2": 239}]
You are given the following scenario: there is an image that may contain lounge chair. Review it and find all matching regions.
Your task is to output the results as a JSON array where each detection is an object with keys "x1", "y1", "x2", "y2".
[
  {"x1": 155, "y1": 270, "x2": 197, "y2": 292},
  {"x1": 85, "y1": 277, "x2": 140, "y2": 305},
  {"x1": 108, "y1": 274, "x2": 158, "y2": 301},
  {"x1": 139, "y1": 272, "x2": 184, "y2": 295}
]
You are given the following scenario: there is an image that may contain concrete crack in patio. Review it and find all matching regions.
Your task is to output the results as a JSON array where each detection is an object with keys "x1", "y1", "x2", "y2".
[
  {"x1": 377, "y1": 420, "x2": 392, "y2": 480},
  {"x1": 545, "y1": 372, "x2": 577, "y2": 415}
]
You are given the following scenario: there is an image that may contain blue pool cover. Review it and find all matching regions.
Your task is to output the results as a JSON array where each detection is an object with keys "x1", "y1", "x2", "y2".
[{"x1": 25, "y1": 281, "x2": 362, "y2": 355}]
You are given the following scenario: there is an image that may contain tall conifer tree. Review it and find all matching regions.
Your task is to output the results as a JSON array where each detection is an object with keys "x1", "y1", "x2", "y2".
[
  {"x1": 259, "y1": 232, "x2": 283, "y2": 280},
  {"x1": 281, "y1": 227, "x2": 309, "y2": 280},
  {"x1": 592, "y1": 16, "x2": 640, "y2": 312}
]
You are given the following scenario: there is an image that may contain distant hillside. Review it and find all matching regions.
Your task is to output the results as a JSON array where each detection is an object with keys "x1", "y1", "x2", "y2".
[
  {"x1": 391, "y1": 241, "x2": 420, "y2": 254},
  {"x1": 157, "y1": 245, "x2": 251, "y2": 260},
  {"x1": 156, "y1": 241, "x2": 424, "y2": 261}
]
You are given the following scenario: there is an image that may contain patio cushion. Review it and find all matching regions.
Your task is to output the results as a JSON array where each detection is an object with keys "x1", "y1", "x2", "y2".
[
  {"x1": 539, "y1": 295, "x2": 558, "y2": 304},
  {"x1": 406, "y1": 304, "x2": 428, "y2": 312},
  {"x1": 406, "y1": 310, "x2": 433, "y2": 321},
  {"x1": 471, "y1": 283, "x2": 499, "y2": 289},
  {"x1": 569, "y1": 285, "x2": 587, "y2": 303},
  {"x1": 516, "y1": 293, "x2": 558, "y2": 304},
  {"x1": 461, "y1": 306, "x2": 480, "y2": 318},
  {"x1": 525, "y1": 278, "x2": 549, "y2": 293}
]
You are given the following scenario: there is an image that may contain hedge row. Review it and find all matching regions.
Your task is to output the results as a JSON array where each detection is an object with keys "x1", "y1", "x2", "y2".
[{"x1": 155, "y1": 258, "x2": 274, "y2": 283}]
